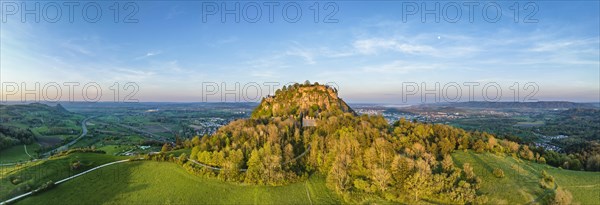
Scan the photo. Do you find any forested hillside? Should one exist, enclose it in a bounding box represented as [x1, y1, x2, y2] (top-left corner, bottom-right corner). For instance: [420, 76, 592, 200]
[145, 83, 582, 204]
[0, 103, 75, 150]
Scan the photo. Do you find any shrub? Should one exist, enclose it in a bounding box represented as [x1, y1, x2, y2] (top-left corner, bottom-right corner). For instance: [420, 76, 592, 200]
[493, 168, 504, 178]
[33, 180, 55, 194]
[9, 176, 23, 185]
[552, 188, 573, 205]
[71, 160, 81, 170]
[540, 170, 555, 189]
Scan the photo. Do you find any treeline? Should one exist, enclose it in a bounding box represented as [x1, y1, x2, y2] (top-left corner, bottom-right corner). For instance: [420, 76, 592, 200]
[540, 108, 600, 171]
[175, 112, 493, 203]
[48, 147, 106, 159]
[0, 125, 36, 150]
[175, 111, 597, 203]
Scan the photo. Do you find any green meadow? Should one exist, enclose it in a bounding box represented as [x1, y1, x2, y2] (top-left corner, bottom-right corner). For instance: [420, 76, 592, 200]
[452, 151, 600, 204]
[17, 161, 341, 204]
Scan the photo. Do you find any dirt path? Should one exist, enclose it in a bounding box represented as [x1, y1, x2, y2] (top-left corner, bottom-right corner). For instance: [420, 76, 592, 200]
[23, 144, 32, 158]
[304, 180, 313, 205]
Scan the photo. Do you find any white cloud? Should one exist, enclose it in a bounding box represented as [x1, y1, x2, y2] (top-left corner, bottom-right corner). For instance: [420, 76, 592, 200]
[528, 38, 599, 52]
[285, 47, 316, 65]
[353, 38, 435, 55]
[135, 50, 162, 60]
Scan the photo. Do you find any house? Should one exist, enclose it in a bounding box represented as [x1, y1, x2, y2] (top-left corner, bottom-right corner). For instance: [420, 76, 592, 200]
[302, 116, 317, 127]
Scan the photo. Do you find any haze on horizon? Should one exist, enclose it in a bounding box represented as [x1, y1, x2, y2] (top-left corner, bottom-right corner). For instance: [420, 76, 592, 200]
[1, 1, 599, 104]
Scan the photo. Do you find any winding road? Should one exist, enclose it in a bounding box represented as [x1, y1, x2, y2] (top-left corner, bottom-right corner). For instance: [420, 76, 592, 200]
[0, 117, 92, 166]
[42, 117, 93, 157]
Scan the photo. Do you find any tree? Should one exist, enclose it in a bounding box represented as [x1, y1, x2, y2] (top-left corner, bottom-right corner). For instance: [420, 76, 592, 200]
[371, 168, 391, 192]
[245, 149, 264, 184]
[473, 139, 486, 153]
[404, 172, 432, 202]
[487, 136, 498, 151]
[177, 153, 188, 165]
[327, 153, 351, 192]
[586, 154, 600, 171]
[191, 136, 201, 146]
[190, 146, 201, 160]
[440, 138, 455, 156]
[391, 155, 413, 185]
[549, 188, 573, 205]
[539, 157, 547, 164]
[219, 150, 243, 181]
[373, 137, 393, 167]
[283, 143, 294, 167]
[493, 168, 504, 178]
[441, 155, 454, 173]
[458, 135, 470, 150]
[502, 140, 519, 153]
[161, 143, 170, 153]
[462, 163, 475, 180]
[519, 145, 534, 160]
[540, 170, 555, 189]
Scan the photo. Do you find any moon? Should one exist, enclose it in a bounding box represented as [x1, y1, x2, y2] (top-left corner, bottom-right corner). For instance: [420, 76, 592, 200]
[437, 36, 441, 40]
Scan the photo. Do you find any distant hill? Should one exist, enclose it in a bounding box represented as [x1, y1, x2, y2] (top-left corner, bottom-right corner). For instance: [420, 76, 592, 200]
[251, 82, 354, 118]
[0, 103, 82, 151]
[423, 101, 597, 109]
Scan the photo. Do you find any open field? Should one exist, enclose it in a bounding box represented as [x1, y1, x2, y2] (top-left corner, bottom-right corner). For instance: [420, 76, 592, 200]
[0, 153, 125, 200]
[97, 145, 136, 156]
[17, 161, 341, 204]
[0, 144, 40, 163]
[452, 151, 600, 204]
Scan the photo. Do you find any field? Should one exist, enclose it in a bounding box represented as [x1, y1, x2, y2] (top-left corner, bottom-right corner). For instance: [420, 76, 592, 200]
[97, 145, 136, 156]
[0, 143, 40, 163]
[452, 151, 600, 204]
[0, 153, 125, 200]
[17, 161, 341, 204]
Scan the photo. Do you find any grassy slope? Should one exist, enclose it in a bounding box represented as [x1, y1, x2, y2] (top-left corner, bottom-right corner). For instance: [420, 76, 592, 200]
[452, 151, 600, 205]
[0, 153, 125, 200]
[0, 143, 41, 163]
[17, 161, 341, 204]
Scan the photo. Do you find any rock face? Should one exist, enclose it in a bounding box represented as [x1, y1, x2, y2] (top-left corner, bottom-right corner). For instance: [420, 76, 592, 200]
[251, 83, 354, 119]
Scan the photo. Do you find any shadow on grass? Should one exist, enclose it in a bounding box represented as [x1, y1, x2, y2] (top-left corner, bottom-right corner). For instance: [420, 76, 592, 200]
[14, 160, 144, 204]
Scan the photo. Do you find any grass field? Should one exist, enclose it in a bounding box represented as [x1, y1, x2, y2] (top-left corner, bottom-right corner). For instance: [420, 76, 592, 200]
[452, 151, 600, 204]
[514, 121, 545, 127]
[0, 143, 40, 163]
[97, 145, 135, 155]
[0, 153, 125, 201]
[17, 161, 341, 204]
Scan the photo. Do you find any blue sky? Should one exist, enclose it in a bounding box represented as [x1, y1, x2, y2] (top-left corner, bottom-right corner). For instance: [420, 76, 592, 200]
[1, 1, 599, 103]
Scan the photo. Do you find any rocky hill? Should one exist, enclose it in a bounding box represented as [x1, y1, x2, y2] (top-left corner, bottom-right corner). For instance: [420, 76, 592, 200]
[251, 82, 354, 118]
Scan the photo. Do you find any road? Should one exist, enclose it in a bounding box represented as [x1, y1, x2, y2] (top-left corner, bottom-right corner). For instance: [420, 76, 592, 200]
[0, 117, 92, 166]
[1, 144, 313, 203]
[0, 158, 142, 205]
[42, 117, 93, 157]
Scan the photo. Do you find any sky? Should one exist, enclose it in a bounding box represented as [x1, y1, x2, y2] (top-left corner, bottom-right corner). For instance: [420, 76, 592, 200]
[1, 1, 599, 104]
